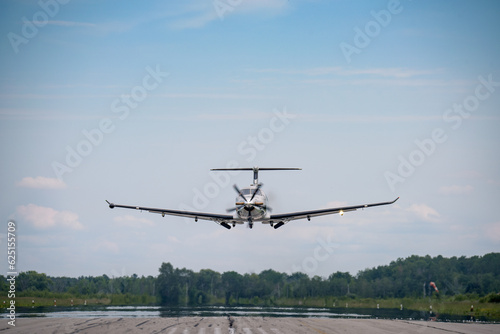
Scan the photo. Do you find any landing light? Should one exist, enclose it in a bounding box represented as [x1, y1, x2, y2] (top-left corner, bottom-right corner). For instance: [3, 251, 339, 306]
[340, 210, 344, 216]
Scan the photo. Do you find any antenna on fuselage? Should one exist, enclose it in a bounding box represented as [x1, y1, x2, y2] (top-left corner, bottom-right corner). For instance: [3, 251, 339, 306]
[210, 167, 302, 185]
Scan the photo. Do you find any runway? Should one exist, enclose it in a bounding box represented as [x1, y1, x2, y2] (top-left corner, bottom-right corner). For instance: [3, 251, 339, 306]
[1, 317, 498, 334]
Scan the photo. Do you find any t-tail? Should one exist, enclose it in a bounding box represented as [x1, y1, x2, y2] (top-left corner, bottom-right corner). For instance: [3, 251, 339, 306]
[210, 167, 301, 185]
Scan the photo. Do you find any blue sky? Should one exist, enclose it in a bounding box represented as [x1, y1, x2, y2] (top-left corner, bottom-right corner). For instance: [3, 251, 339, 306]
[1, 0, 499, 279]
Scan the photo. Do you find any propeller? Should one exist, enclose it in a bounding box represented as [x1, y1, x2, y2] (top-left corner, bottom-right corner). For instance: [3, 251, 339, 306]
[227, 183, 270, 213]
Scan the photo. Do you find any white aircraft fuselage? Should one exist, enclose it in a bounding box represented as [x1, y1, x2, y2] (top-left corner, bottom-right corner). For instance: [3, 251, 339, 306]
[234, 186, 268, 222]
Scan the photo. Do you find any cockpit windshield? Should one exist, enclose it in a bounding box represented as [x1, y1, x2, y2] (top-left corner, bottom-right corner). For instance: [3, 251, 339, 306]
[241, 188, 261, 196]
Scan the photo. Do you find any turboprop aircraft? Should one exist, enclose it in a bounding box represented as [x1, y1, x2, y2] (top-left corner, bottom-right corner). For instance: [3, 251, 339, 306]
[106, 167, 399, 229]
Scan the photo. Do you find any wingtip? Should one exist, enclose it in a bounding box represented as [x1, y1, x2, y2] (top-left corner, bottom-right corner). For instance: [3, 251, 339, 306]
[106, 200, 115, 209]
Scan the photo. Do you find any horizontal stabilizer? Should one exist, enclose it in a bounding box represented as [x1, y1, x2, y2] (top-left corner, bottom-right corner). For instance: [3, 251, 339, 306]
[211, 167, 301, 185]
[211, 168, 301, 171]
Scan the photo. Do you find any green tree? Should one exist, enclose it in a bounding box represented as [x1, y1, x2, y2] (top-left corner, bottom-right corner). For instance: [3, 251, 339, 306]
[157, 262, 180, 305]
[222, 271, 242, 305]
[197, 269, 221, 301]
[17, 271, 52, 292]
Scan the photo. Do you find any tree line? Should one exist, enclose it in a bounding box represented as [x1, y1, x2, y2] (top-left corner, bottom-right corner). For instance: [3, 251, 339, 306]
[1, 253, 499, 306]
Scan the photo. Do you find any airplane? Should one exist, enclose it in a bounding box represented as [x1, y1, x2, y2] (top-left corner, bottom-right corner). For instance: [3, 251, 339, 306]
[106, 167, 399, 229]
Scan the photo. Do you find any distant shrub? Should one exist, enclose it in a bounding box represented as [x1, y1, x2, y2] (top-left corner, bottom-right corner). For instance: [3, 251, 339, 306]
[453, 294, 468, 301]
[488, 293, 500, 303]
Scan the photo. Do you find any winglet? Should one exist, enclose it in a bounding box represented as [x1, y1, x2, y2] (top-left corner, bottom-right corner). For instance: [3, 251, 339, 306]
[106, 200, 115, 209]
[392, 197, 400, 204]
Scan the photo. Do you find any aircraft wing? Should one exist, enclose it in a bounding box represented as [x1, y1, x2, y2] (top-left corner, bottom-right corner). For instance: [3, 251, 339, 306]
[267, 197, 399, 229]
[106, 201, 237, 229]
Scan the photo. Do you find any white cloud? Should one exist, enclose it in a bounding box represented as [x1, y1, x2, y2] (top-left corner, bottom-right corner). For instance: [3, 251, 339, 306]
[169, 0, 289, 29]
[438, 185, 474, 195]
[46, 20, 96, 28]
[299, 114, 442, 123]
[16, 204, 83, 230]
[17, 176, 67, 189]
[487, 179, 500, 186]
[247, 67, 340, 76]
[237, 0, 289, 13]
[248, 67, 441, 78]
[346, 68, 441, 78]
[407, 203, 441, 223]
[157, 93, 267, 100]
[300, 78, 468, 88]
[170, 9, 218, 29]
[194, 111, 273, 121]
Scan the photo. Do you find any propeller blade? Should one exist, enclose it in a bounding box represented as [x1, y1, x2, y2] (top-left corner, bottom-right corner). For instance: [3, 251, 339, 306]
[233, 184, 246, 202]
[254, 204, 272, 212]
[226, 205, 243, 213]
[247, 213, 253, 229]
[249, 183, 263, 202]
